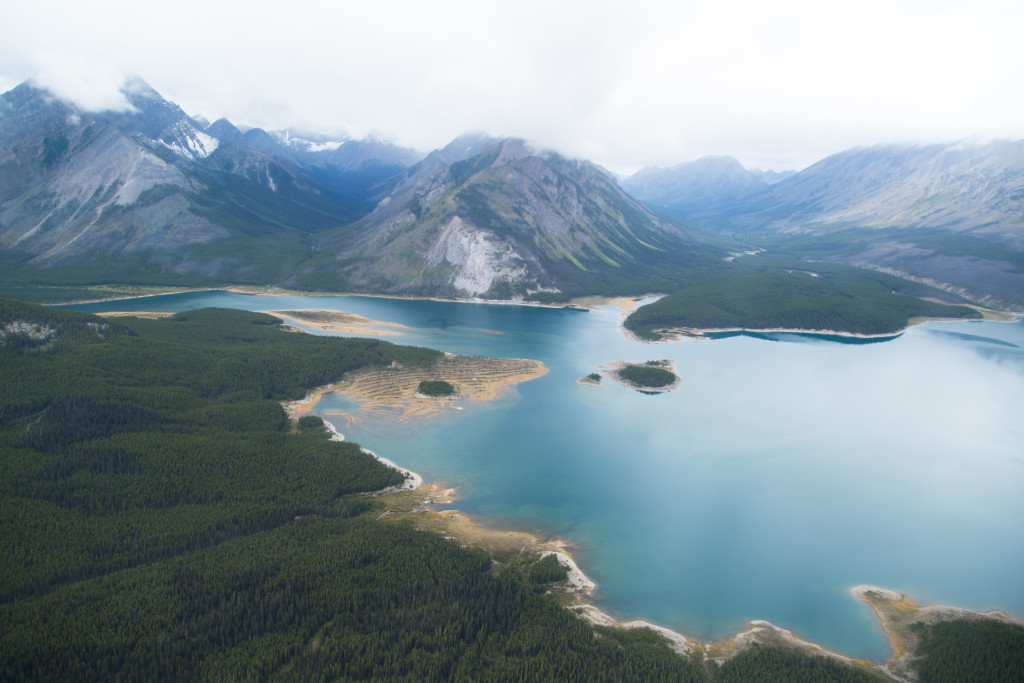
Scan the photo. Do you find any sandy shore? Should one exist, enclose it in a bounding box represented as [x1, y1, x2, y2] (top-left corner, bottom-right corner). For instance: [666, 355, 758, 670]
[568, 295, 659, 313]
[95, 310, 175, 319]
[262, 309, 412, 337]
[851, 584, 1024, 681]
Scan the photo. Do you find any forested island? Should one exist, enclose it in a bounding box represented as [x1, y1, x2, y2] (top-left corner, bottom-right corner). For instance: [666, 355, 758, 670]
[617, 361, 677, 388]
[2, 298, 1022, 681]
[624, 260, 982, 341]
[597, 360, 681, 393]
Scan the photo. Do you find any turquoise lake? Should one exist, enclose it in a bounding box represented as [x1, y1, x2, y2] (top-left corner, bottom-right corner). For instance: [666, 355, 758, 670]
[67, 291, 1024, 662]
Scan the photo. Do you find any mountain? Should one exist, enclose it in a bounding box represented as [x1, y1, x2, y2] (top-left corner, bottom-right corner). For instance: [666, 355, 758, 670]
[700, 142, 1024, 308]
[4, 78, 1020, 307]
[0, 79, 419, 285]
[0, 80, 225, 270]
[620, 156, 782, 220]
[296, 138, 716, 299]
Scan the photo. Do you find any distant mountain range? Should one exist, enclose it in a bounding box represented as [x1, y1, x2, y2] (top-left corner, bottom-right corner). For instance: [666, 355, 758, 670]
[0, 80, 715, 299]
[1, 79, 1022, 308]
[623, 144, 1024, 308]
[0, 79, 420, 285]
[620, 156, 794, 218]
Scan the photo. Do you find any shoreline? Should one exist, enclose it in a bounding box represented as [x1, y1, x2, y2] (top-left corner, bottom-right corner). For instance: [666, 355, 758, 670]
[621, 308, 1017, 345]
[298, 384, 1024, 678]
[318, 417, 423, 492]
[55, 283, 661, 313]
[56, 284, 1019, 341]
[851, 584, 1024, 681]
[64, 284, 1023, 674]
[261, 309, 411, 337]
[377, 473, 914, 675]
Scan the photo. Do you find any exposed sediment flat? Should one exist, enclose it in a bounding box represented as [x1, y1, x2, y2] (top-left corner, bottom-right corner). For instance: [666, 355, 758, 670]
[263, 309, 411, 336]
[285, 354, 547, 424]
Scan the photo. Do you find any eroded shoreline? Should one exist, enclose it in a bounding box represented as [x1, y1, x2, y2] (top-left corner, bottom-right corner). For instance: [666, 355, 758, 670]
[282, 363, 908, 679]
[95, 291, 1022, 676]
[851, 585, 1024, 681]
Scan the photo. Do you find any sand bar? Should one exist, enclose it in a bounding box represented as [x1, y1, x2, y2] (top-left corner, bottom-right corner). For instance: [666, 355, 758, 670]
[262, 309, 412, 337]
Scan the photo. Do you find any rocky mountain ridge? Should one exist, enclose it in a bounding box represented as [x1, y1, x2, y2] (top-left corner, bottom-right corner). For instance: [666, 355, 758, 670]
[0, 79, 421, 284]
[623, 142, 1024, 308]
[0, 81, 712, 299]
[296, 137, 711, 298]
[2, 78, 1022, 307]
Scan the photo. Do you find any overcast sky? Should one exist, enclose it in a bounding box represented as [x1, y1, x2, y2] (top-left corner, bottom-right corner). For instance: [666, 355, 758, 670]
[2, 0, 1023, 173]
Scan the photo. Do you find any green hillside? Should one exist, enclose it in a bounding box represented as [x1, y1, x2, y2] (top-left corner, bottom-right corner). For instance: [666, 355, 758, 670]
[624, 259, 981, 339]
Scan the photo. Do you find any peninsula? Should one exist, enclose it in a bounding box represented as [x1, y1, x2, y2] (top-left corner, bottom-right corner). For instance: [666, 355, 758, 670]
[286, 350, 547, 423]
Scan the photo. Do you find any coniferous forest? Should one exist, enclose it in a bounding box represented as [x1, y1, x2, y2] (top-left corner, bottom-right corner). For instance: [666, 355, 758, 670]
[2, 298, 1019, 681]
[624, 260, 981, 340]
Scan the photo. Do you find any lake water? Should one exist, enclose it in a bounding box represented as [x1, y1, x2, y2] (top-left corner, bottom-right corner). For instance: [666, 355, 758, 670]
[67, 291, 1024, 661]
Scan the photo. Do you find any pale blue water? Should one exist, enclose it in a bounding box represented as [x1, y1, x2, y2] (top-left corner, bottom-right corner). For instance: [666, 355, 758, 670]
[67, 292, 1024, 662]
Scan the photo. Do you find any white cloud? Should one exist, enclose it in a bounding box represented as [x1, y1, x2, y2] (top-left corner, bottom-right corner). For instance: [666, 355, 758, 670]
[2, 0, 1022, 172]
[29, 53, 135, 113]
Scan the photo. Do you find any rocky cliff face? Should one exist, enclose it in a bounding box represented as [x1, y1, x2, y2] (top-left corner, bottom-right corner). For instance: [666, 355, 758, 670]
[0, 81, 224, 264]
[304, 138, 706, 298]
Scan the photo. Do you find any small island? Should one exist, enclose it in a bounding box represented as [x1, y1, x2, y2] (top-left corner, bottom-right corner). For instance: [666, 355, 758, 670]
[597, 360, 681, 394]
[577, 372, 602, 386]
[416, 379, 459, 398]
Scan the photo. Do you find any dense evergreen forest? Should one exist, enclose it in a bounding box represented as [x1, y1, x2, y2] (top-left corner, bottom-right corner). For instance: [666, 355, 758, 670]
[624, 259, 981, 340]
[1, 298, 1016, 681]
[909, 619, 1024, 682]
[0, 300, 711, 681]
[616, 363, 677, 388]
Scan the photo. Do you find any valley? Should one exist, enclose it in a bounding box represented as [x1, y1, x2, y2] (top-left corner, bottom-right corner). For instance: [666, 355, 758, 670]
[3, 72, 1024, 681]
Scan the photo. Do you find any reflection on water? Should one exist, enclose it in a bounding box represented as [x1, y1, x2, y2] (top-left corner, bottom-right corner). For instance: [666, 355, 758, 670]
[66, 294, 1024, 662]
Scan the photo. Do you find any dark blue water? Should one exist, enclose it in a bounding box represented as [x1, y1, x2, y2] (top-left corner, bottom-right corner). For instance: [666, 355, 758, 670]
[68, 293, 1024, 661]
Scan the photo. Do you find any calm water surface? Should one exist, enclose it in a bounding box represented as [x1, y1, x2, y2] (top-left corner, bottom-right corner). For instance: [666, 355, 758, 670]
[68, 292, 1024, 661]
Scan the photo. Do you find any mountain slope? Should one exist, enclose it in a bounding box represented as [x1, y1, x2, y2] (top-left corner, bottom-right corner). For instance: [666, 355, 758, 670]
[621, 156, 775, 220]
[0, 81, 225, 266]
[685, 142, 1024, 308]
[300, 139, 718, 298]
[724, 142, 1024, 243]
[0, 80, 419, 285]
